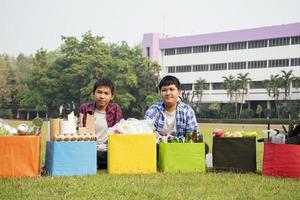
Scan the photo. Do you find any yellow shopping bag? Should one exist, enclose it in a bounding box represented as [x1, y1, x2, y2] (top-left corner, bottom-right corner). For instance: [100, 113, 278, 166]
[108, 134, 156, 174]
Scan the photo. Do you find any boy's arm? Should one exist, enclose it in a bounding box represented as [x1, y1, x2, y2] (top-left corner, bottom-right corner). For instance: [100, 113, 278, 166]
[144, 105, 158, 121]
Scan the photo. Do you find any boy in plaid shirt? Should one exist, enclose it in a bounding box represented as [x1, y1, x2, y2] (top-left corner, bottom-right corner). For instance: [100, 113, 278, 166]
[145, 75, 197, 138]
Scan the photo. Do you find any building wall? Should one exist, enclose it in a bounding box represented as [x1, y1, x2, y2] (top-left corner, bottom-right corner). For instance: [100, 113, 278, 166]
[142, 23, 300, 103]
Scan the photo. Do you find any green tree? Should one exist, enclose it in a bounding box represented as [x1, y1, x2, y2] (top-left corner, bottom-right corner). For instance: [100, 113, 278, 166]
[181, 90, 196, 106]
[0, 55, 24, 118]
[223, 75, 240, 118]
[24, 32, 160, 118]
[16, 53, 34, 80]
[194, 78, 208, 114]
[264, 74, 283, 118]
[281, 70, 295, 100]
[237, 73, 251, 119]
[256, 104, 263, 118]
[220, 103, 235, 119]
[208, 102, 221, 118]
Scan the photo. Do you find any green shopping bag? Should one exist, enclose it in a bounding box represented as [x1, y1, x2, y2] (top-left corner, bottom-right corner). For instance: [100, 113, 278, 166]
[159, 143, 205, 172]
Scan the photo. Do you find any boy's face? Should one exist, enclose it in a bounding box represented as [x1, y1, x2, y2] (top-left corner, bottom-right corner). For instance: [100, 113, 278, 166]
[94, 86, 114, 109]
[160, 84, 180, 106]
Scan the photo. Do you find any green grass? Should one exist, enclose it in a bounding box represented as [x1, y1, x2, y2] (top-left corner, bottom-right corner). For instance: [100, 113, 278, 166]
[1, 120, 299, 200]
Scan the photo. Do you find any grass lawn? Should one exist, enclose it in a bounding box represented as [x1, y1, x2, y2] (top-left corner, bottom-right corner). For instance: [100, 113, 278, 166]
[0, 120, 299, 200]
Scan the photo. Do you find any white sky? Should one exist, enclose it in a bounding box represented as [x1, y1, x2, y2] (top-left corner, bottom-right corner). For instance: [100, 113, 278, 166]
[1, 0, 300, 55]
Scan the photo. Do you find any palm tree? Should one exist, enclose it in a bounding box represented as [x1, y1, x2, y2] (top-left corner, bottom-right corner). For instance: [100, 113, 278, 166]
[181, 90, 195, 105]
[194, 78, 208, 113]
[223, 75, 240, 118]
[281, 70, 295, 100]
[264, 74, 283, 118]
[237, 73, 252, 119]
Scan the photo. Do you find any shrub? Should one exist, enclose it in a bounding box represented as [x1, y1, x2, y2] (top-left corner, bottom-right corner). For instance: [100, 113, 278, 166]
[0, 109, 13, 119]
[220, 103, 235, 119]
[240, 109, 255, 118]
[263, 108, 276, 118]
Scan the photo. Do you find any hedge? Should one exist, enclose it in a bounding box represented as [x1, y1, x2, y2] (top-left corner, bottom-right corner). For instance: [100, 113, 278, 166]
[198, 118, 300, 125]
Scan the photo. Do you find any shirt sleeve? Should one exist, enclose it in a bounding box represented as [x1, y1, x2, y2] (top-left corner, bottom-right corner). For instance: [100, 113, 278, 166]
[186, 106, 198, 132]
[115, 104, 123, 124]
[144, 105, 159, 121]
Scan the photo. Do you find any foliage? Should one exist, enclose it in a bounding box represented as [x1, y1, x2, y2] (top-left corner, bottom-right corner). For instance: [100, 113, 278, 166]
[256, 104, 263, 118]
[240, 108, 255, 118]
[197, 103, 211, 118]
[194, 78, 208, 113]
[208, 102, 221, 118]
[222, 75, 240, 118]
[263, 108, 276, 118]
[279, 101, 300, 119]
[0, 55, 24, 117]
[220, 103, 236, 119]
[281, 70, 295, 100]
[264, 74, 283, 118]
[1, 32, 160, 118]
[237, 73, 252, 119]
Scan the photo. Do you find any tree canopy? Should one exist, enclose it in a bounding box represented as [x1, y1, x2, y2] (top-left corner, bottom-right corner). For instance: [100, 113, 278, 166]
[0, 32, 160, 119]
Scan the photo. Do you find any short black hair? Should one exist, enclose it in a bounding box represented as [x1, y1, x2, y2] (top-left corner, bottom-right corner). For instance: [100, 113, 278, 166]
[93, 78, 115, 95]
[158, 75, 181, 90]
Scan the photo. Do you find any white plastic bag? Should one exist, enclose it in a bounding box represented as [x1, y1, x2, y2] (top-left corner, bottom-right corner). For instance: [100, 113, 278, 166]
[108, 118, 155, 134]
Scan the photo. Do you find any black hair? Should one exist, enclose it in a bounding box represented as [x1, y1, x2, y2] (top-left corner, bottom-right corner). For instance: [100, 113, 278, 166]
[158, 75, 181, 90]
[93, 78, 115, 95]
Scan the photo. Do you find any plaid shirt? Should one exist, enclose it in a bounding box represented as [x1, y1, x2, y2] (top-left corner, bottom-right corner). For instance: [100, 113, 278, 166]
[80, 102, 123, 127]
[144, 101, 198, 137]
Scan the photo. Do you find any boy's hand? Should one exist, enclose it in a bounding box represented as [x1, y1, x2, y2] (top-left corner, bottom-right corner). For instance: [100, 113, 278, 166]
[161, 130, 169, 136]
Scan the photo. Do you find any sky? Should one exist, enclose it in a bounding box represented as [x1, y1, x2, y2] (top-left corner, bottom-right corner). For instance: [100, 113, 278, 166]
[1, 0, 300, 56]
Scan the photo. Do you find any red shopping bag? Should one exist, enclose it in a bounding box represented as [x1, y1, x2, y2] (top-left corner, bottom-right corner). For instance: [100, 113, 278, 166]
[263, 142, 300, 179]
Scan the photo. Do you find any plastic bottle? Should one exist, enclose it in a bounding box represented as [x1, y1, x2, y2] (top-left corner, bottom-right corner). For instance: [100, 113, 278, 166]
[192, 129, 197, 143]
[185, 130, 192, 143]
[198, 132, 204, 143]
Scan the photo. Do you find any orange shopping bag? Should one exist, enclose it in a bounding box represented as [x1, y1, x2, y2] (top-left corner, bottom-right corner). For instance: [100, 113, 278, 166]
[0, 136, 41, 178]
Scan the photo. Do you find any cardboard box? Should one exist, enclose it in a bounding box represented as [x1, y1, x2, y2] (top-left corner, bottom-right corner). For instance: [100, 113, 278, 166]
[0, 136, 41, 178]
[263, 142, 300, 179]
[45, 141, 97, 176]
[108, 134, 156, 174]
[159, 143, 206, 173]
[213, 137, 256, 173]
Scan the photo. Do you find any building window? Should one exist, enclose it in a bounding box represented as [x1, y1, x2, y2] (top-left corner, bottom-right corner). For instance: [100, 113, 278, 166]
[181, 84, 193, 91]
[248, 60, 267, 69]
[193, 45, 209, 53]
[268, 59, 289, 68]
[146, 47, 150, 57]
[176, 65, 192, 73]
[210, 63, 227, 71]
[228, 62, 247, 70]
[291, 58, 300, 66]
[292, 80, 300, 88]
[194, 83, 209, 90]
[193, 64, 209, 72]
[212, 83, 224, 90]
[269, 37, 290, 47]
[176, 47, 192, 54]
[291, 36, 300, 45]
[248, 40, 268, 48]
[167, 66, 176, 73]
[228, 42, 247, 50]
[164, 48, 176, 56]
[250, 81, 265, 89]
[210, 43, 227, 52]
